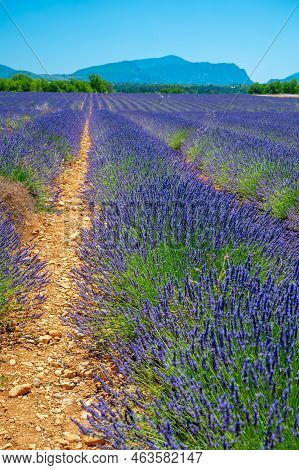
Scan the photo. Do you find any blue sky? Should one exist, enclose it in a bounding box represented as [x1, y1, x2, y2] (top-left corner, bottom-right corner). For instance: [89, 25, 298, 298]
[0, 0, 298, 81]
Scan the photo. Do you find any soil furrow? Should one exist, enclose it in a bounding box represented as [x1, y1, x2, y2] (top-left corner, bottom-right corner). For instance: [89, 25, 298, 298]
[0, 119, 98, 450]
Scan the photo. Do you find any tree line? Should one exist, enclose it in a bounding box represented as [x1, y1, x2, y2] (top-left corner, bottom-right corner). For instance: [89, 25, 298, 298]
[5, 74, 297, 95]
[248, 79, 299, 95]
[0, 74, 114, 93]
[114, 83, 249, 94]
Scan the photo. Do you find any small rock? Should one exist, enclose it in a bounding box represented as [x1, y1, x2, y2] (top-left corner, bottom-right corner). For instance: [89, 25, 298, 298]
[84, 369, 94, 378]
[58, 439, 68, 446]
[36, 413, 49, 420]
[62, 398, 73, 406]
[35, 426, 42, 432]
[36, 366, 44, 372]
[55, 369, 63, 376]
[3, 443, 12, 449]
[69, 232, 79, 241]
[51, 408, 63, 414]
[48, 329, 62, 339]
[22, 361, 33, 367]
[59, 282, 70, 289]
[84, 435, 106, 446]
[60, 381, 75, 390]
[9, 359, 16, 366]
[9, 384, 31, 397]
[80, 361, 90, 367]
[83, 399, 92, 407]
[63, 432, 81, 443]
[64, 369, 76, 379]
[38, 335, 52, 344]
[28, 444, 37, 449]
[33, 378, 42, 388]
[76, 366, 84, 376]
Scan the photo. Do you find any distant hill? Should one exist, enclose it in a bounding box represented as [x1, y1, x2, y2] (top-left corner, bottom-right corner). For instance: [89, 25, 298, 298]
[0, 64, 36, 78]
[268, 72, 299, 83]
[0, 64, 69, 81]
[0, 56, 252, 85]
[73, 56, 252, 85]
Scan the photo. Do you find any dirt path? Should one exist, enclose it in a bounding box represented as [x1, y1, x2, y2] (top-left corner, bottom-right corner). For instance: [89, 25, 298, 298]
[0, 119, 100, 450]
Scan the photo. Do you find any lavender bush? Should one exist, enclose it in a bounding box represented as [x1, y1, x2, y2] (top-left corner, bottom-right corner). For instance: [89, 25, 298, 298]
[0, 204, 46, 333]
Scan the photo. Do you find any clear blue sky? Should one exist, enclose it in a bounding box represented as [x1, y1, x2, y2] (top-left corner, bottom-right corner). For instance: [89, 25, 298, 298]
[0, 0, 298, 82]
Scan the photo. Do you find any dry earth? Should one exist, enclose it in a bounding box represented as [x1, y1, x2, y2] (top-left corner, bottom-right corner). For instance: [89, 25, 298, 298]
[0, 120, 102, 450]
[255, 94, 299, 98]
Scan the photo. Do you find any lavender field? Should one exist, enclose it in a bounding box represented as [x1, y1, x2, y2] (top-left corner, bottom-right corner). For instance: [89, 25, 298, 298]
[0, 92, 298, 450]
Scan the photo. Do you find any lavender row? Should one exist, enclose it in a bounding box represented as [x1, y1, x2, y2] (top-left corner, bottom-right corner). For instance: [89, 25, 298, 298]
[0, 92, 89, 137]
[0, 91, 88, 115]
[69, 110, 299, 450]
[96, 93, 299, 114]
[0, 108, 87, 205]
[0, 204, 47, 333]
[124, 108, 299, 226]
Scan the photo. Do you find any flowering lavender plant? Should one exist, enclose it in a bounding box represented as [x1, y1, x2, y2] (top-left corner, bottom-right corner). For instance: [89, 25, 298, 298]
[0, 204, 47, 333]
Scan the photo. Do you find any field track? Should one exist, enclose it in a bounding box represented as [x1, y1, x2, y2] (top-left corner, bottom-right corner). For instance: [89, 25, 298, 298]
[0, 117, 100, 450]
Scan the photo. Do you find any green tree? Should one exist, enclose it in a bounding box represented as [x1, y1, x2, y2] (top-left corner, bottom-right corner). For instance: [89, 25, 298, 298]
[160, 86, 184, 94]
[249, 79, 298, 95]
[248, 82, 264, 94]
[89, 74, 114, 93]
[289, 79, 297, 94]
[268, 81, 282, 94]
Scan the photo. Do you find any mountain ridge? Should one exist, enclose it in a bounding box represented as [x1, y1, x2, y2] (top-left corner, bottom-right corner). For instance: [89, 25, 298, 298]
[0, 56, 252, 85]
[72, 55, 252, 84]
[0, 64, 69, 81]
[1, 58, 297, 85]
[268, 72, 299, 83]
